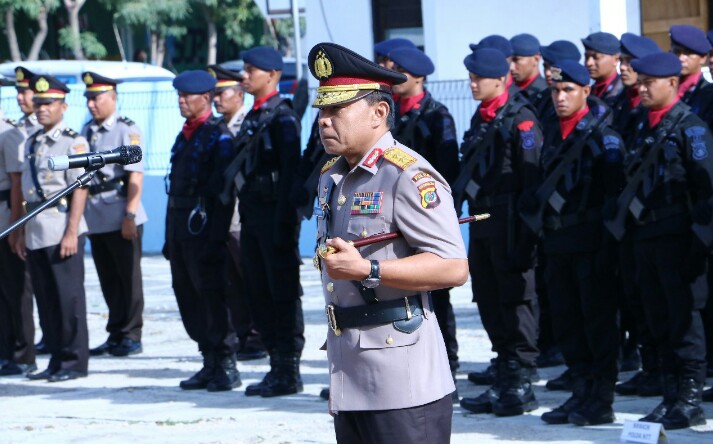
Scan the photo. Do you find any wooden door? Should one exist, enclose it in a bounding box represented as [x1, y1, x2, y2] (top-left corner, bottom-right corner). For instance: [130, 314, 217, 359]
[641, 0, 709, 51]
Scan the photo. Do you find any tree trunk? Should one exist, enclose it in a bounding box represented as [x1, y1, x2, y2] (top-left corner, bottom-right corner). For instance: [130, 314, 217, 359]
[150, 31, 158, 65]
[64, 0, 86, 60]
[27, 5, 49, 61]
[156, 34, 165, 68]
[5, 8, 21, 62]
[201, 6, 217, 66]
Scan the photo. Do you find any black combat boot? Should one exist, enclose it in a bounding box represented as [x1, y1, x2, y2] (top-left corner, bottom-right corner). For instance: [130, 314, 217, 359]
[467, 359, 497, 385]
[541, 376, 591, 424]
[545, 367, 573, 391]
[661, 378, 706, 429]
[702, 386, 713, 402]
[640, 373, 677, 422]
[245, 350, 278, 396]
[615, 345, 661, 396]
[568, 378, 615, 426]
[180, 351, 215, 390]
[619, 339, 641, 372]
[261, 352, 304, 397]
[461, 361, 502, 414]
[492, 360, 539, 417]
[207, 353, 242, 392]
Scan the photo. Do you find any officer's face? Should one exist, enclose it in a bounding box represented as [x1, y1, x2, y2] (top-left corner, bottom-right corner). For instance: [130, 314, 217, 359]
[33, 99, 67, 128]
[318, 97, 389, 166]
[584, 50, 619, 80]
[619, 55, 638, 87]
[86, 91, 116, 123]
[551, 82, 590, 118]
[178, 92, 211, 119]
[672, 44, 705, 76]
[377, 55, 394, 70]
[242, 64, 278, 97]
[510, 55, 541, 83]
[637, 74, 678, 109]
[392, 67, 423, 97]
[213, 86, 245, 116]
[469, 73, 503, 101]
[543, 62, 554, 86]
[16, 89, 34, 115]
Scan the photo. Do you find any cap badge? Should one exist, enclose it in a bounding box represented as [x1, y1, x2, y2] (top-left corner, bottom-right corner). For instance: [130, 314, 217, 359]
[36, 77, 50, 92]
[83, 73, 93, 85]
[551, 67, 563, 81]
[207, 68, 216, 78]
[314, 49, 333, 79]
[15, 68, 23, 81]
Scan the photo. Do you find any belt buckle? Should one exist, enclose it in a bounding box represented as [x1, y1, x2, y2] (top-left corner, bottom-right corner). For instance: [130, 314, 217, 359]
[326, 304, 342, 336]
[22, 201, 28, 214]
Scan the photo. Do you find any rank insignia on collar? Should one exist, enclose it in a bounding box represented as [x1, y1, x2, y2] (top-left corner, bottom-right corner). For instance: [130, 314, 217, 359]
[351, 191, 383, 215]
[383, 147, 417, 170]
[321, 156, 339, 173]
[417, 181, 440, 209]
[362, 148, 383, 168]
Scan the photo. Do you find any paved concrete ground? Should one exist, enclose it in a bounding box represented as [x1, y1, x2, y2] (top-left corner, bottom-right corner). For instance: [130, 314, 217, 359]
[1, 255, 713, 443]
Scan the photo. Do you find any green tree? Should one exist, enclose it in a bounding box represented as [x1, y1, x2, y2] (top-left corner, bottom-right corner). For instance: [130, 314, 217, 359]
[0, 0, 59, 61]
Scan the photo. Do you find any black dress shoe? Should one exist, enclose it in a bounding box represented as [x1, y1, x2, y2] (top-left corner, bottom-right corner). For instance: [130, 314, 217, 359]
[0, 362, 38, 376]
[48, 369, 87, 382]
[35, 340, 49, 355]
[27, 368, 55, 381]
[109, 338, 142, 357]
[90, 339, 119, 356]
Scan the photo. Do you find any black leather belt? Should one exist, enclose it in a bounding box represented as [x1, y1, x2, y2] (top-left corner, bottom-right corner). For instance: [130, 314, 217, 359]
[473, 193, 513, 209]
[88, 177, 127, 196]
[544, 207, 601, 231]
[23, 197, 70, 213]
[636, 203, 688, 225]
[326, 295, 423, 335]
[168, 196, 201, 209]
[0, 189, 9, 202]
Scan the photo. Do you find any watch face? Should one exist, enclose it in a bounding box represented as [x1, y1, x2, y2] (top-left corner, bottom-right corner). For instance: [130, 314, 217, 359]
[362, 278, 380, 289]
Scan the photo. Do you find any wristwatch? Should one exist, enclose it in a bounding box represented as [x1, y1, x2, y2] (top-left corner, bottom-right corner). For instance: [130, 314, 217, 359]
[361, 260, 381, 289]
[125, 211, 137, 220]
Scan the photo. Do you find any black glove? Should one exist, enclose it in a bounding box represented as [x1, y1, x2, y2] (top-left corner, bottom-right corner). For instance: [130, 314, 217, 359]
[161, 242, 171, 261]
[602, 198, 618, 221]
[517, 189, 539, 215]
[682, 236, 709, 283]
[692, 201, 713, 225]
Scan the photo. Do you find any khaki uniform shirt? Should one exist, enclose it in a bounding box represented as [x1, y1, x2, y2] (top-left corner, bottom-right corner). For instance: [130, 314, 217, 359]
[317, 131, 467, 412]
[0, 118, 21, 229]
[81, 113, 147, 234]
[227, 105, 248, 234]
[21, 121, 89, 250]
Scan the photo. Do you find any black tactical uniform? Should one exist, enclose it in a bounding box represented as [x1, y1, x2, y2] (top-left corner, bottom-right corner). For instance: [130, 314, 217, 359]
[232, 92, 305, 397]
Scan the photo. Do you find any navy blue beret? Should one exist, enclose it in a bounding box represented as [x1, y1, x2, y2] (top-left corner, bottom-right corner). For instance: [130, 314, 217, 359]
[241, 46, 284, 71]
[510, 33, 540, 56]
[631, 52, 682, 77]
[582, 32, 620, 55]
[670, 24, 711, 55]
[388, 47, 435, 76]
[173, 70, 217, 94]
[620, 33, 661, 59]
[551, 60, 590, 86]
[540, 40, 581, 64]
[469, 35, 513, 58]
[464, 48, 510, 78]
[374, 38, 416, 57]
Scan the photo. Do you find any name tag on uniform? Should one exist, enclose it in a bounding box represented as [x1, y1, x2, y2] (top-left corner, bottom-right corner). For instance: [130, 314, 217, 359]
[351, 192, 383, 215]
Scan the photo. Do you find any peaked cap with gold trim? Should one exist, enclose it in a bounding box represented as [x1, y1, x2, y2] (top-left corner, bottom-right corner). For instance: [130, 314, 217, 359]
[207, 65, 243, 91]
[82, 71, 122, 97]
[308, 42, 407, 108]
[30, 74, 70, 103]
[14, 66, 36, 90]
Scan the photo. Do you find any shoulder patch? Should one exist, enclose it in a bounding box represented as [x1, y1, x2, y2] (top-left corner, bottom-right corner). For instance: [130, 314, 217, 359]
[129, 133, 141, 145]
[118, 116, 135, 126]
[321, 156, 340, 174]
[73, 143, 87, 154]
[417, 181, 441, 209]
[383, 147, 417, 170]
[685, 125, 709, 161]
[62, 128, 79, 138]
[411, 171, 432, 183]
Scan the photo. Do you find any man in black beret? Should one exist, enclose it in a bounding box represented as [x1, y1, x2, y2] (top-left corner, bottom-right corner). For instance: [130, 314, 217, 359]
[165, 70, 241, 392]
[519, 60, 625, 426]
[225, 46, 305, 398]
[604, 52, 713, 429]
[510, 34, 548, 107]
[373, 37, 416, 69]
[454, 47, 542, 417]
[670, 24, 712, 116]
[582, 32, 624, 107]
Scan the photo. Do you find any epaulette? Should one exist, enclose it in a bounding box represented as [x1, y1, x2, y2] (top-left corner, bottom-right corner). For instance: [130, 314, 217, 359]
[3, 118, 20, 128]
[321, 156, 340, 174]
[118, 116, 135, 126]
[383, 147, 417, 170]
[62, 128, 79, 138]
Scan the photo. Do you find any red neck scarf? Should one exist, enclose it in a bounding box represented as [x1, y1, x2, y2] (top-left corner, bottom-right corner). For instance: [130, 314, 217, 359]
[592, 72, 618, 97]
[627, 86, 641, 109]
[182, 110, 212, 140]
[516, 74, 539, 90]
[479, 90, 509, 122]
[559, 106, 590, 140]
[399, 91, 426, 116]
[252, 90, 278, 111]
[678, 71, 702, 99]
[648, 98, 679, 128]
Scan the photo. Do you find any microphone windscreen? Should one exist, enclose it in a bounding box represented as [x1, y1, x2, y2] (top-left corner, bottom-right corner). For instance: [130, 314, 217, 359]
[115, 145, 143, 165]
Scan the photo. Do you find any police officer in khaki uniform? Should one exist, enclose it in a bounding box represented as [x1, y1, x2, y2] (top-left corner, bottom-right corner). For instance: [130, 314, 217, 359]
[208, 64, 266, 361]
[80, 72, 147, 358]
[17, 75, 90, 382]
[311, 42, 468, 444]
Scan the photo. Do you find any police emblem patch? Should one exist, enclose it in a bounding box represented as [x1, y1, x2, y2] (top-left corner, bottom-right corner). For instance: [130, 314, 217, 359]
[411, 171, 432, 183]
[73, 144, 87, 154]
[384, 148, 417, 170]
[603, 135, 622, 162]
[517, 120, 536, 150]
[417, 181, 440, 209]
[351, 191, 383, 215]
[685, 126, 709, 161]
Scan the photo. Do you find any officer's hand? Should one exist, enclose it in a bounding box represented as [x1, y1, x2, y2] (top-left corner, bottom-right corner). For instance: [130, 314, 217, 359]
[13, 231, 26, 261]
[60, 232, 78, 258]
[121, 217, 138, 240]
[322, 237, 371, 281]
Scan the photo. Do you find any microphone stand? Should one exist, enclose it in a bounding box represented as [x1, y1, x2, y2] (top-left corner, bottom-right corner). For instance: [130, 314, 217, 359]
[0, 167, 98, 241]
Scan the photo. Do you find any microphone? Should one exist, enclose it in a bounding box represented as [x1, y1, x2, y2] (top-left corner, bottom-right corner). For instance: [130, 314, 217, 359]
[48, 145, 142, 171]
